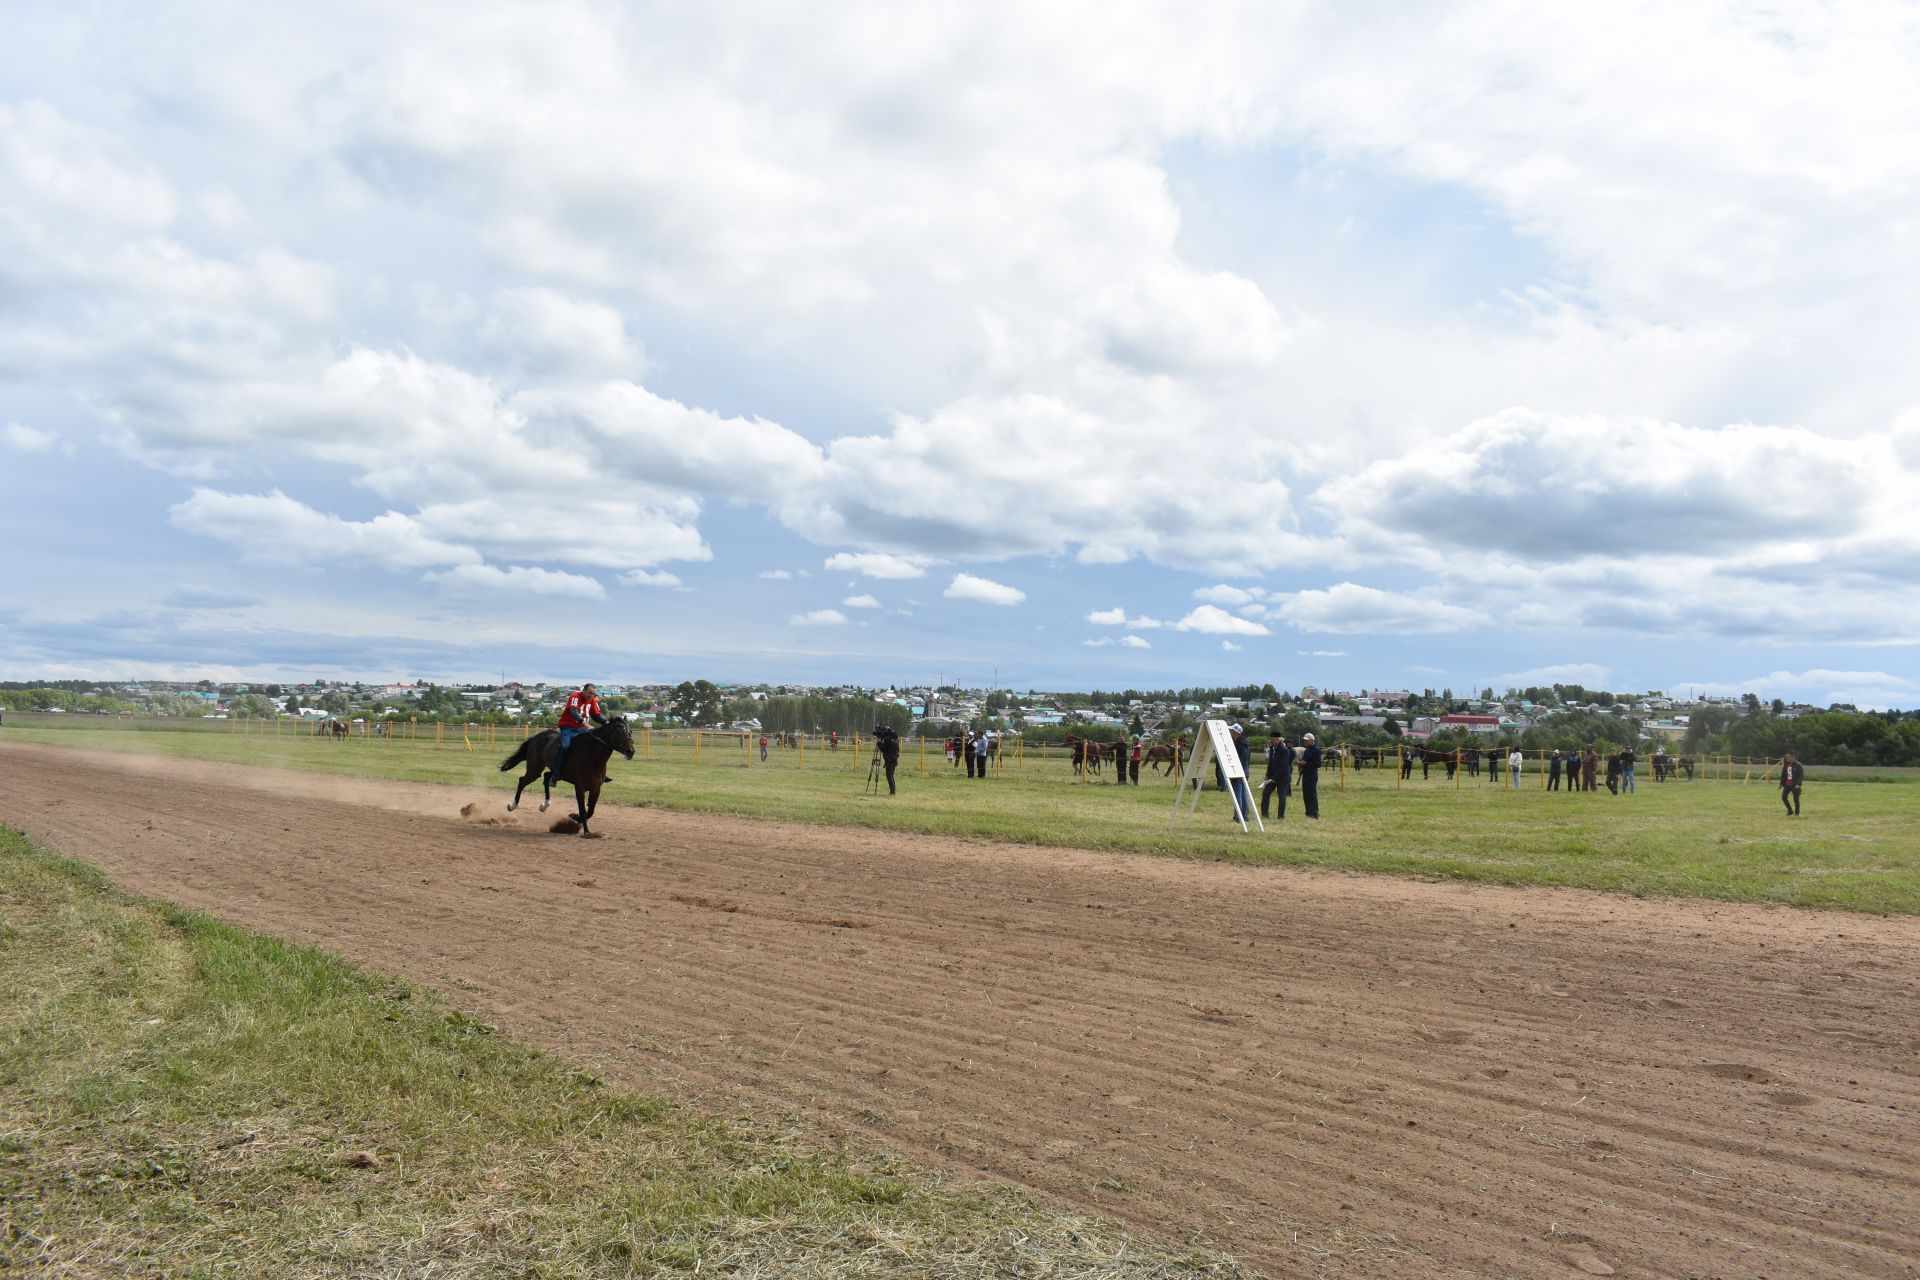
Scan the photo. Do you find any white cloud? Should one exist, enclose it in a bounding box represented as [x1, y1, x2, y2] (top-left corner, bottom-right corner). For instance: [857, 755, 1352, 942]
[480, 286, 644, 379]
[758, 569, 795, 580]
[1319, 409, 1877, 561]
[843, 593, 880, 608]
[1222, 640, 1243, 652]
[1119, 634, 1151, 649]
[1298, 649, 1349, 658]
[3, 422, 56, 452]
[426, 563, 606, 599]
[944, 573, 1025, 606]
[789, 609, 849, 626]
[1500, 663, 1612, 688]
[1086, 606, 1164, 629]
[1193, 584, 1263, 606]
[1173, 605, 1270, 636]
[1271, 584, 1485, 635]
[170, 489, 479, 571]
[1081, 636, 1114, 647]
[823, 552, 929, 579]
[619, 569, 682, 589]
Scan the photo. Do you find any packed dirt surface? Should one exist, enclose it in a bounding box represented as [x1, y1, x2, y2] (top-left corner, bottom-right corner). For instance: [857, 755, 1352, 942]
[6, 743, 1917, 1279]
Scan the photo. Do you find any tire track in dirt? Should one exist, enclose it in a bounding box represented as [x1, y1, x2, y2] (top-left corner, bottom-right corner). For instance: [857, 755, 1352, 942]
[4, 742, 1918, 1279]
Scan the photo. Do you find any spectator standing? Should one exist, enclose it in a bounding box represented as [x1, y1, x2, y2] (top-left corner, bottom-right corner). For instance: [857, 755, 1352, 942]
[963, 733, 977, 778]
[1621, 746, 1637, 794]
[758, 733, 768, 762]
[1548, 750, 1563, 791]
[1582, 747, 1598, 793]
[1780, 752, 1803, 815]
[1605, 752, 1621, 795]
[1262, 735, 1294, 820]
[1129, 737, 1143, 785]
[972, 730, 990, 779]
[1299, 732, 1323, 819]
[1509, 747, 1523, 789]
[875, 725, 901, 795]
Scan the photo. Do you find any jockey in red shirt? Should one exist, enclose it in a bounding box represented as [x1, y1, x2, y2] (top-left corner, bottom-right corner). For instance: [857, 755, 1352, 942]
[547, 682, 606, 784]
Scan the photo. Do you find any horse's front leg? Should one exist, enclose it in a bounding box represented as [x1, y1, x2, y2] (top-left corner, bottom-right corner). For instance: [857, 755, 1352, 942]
[576, 786, 594, 835]
[508, 772, 530, 811]
[538, 772, 553, 812]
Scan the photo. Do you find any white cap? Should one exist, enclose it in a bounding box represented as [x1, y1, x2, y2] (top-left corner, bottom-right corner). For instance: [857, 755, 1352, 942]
[1303, 732, 1315, 741]
[1230, 722, 1243, 733]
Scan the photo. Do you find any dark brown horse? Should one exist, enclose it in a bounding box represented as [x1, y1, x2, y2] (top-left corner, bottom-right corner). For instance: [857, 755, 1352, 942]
[326, 719, 349, 739]
[499, 717, 636, 836]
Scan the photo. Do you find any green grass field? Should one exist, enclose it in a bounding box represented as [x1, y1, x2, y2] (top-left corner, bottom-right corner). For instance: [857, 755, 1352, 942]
[0, 827, 1250, 1278]
[7, 715, 1920, 913]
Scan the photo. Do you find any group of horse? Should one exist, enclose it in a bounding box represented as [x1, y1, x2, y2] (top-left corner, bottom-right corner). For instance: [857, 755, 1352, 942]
[1066, 735, 1186, 777]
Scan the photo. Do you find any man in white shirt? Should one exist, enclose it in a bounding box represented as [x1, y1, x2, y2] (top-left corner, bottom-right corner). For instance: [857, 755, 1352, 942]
[1508, 747, 1524, 789]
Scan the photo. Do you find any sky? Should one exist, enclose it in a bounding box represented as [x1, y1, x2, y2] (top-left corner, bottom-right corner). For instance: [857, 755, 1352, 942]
[3, 2, 1919, 708]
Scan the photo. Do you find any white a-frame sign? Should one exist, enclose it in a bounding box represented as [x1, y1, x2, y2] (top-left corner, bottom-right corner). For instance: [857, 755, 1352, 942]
[1168, 719, 1263, 833]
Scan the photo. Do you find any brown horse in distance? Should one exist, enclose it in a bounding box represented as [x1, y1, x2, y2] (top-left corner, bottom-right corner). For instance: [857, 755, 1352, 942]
[1144, 737, 1187, 775]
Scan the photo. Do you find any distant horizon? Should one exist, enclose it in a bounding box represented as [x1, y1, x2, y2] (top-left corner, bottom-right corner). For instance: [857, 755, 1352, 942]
[5, 670, 1907, 713]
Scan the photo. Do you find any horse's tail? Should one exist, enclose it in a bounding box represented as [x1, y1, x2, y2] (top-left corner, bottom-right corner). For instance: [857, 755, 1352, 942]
[500, 739, 534, 773]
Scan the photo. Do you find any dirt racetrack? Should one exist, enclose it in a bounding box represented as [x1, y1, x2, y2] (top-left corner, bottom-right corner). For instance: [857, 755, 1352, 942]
[5, 743, 1917, 1279]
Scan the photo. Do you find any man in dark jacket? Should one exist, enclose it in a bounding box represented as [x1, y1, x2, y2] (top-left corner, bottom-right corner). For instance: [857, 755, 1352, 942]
[1262, 734, 1294, 819]
[1780, 752, 1803, 815]
[875, 725, 901, 794]
[1548, 749, 1563, 790]
[1299, 732, 1323, 818]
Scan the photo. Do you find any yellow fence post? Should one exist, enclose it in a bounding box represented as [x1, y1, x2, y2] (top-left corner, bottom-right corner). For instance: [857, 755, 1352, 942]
[434, 721, 443, 749]
[797, 734, 804, 769]
[693, 730, 701, 764]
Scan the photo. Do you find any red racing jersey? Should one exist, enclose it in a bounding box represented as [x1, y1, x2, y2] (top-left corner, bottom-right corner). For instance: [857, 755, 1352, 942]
[558, 689, 602, 729]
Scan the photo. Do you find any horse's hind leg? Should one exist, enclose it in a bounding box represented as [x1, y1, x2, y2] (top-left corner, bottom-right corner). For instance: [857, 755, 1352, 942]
[508, 770, 533, 811]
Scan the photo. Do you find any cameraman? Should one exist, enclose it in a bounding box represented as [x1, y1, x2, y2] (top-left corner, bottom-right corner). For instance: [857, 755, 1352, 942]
[874, 724, 901, 794]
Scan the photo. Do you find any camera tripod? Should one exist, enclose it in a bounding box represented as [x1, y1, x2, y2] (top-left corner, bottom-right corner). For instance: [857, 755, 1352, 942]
[864, 750, 886, 795]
